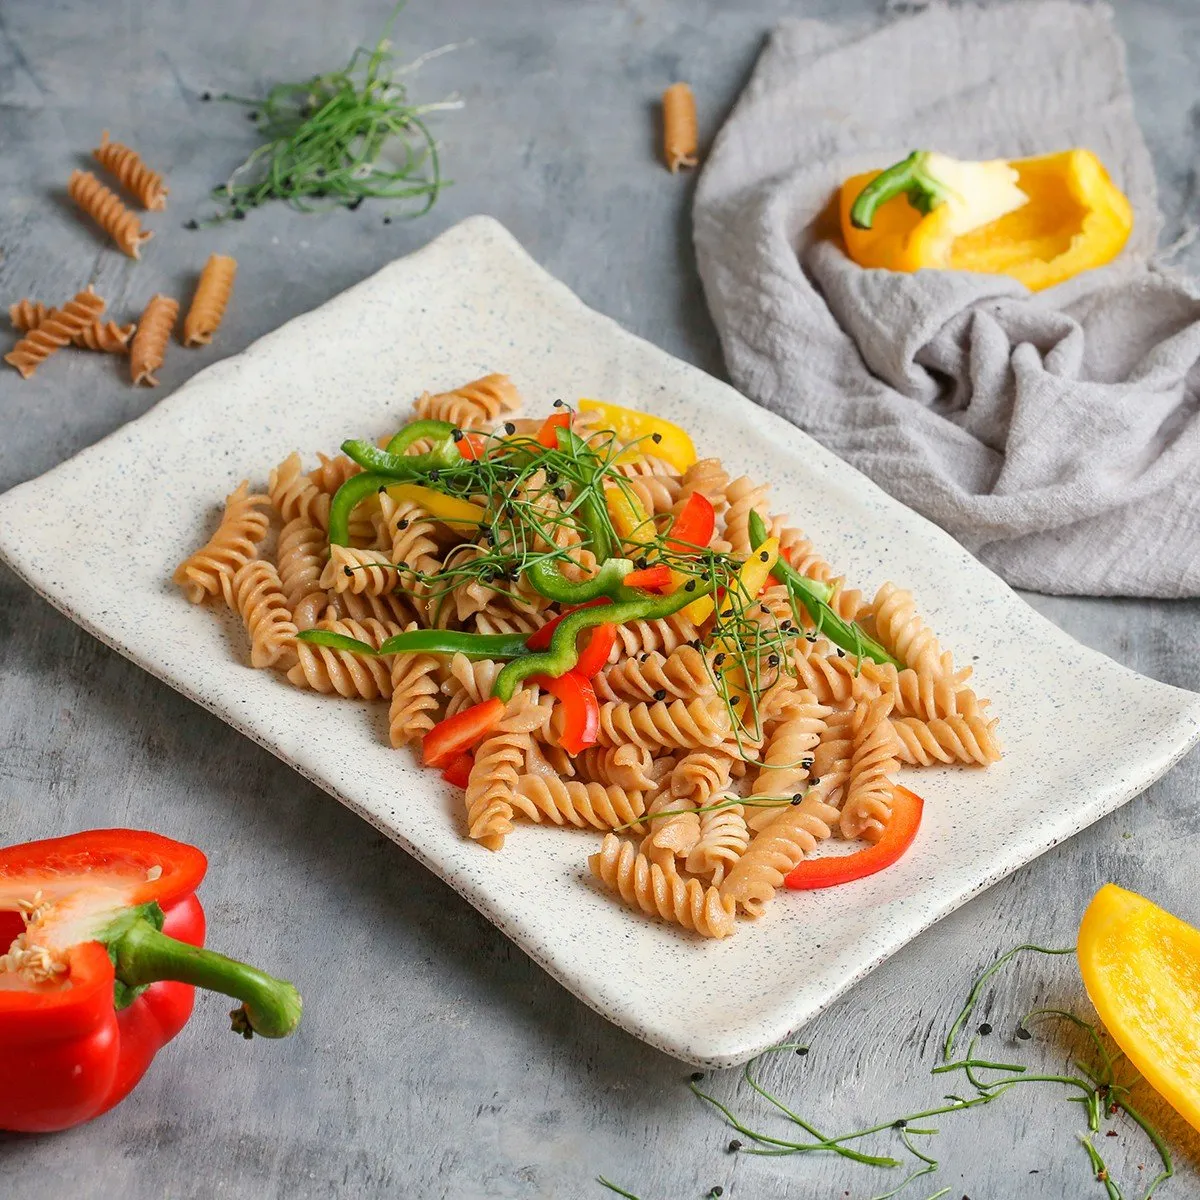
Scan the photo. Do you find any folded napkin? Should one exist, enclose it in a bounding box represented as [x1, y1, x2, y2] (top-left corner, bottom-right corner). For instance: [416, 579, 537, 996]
[694, 0, 1200, 597]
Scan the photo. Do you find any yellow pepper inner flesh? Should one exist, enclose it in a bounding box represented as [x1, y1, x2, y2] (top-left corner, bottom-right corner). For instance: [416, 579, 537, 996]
[1077, 883, 1200, 1134]
[577, 398, 697, 473]
[839, 149, 1133, 292]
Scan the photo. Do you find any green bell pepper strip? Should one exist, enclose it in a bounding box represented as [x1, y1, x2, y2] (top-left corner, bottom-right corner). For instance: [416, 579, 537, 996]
[384, 419, 458, 456]
[327, 472, 394, 546]
[747, 511, 901, 668]
[523, 556, 634, 604]
[491, 581, 714, 703]
[555, 427, 613, 562]
[296, 628, 532, 662]
[340, 436, 461, 478]
[849, 150, 949, 230]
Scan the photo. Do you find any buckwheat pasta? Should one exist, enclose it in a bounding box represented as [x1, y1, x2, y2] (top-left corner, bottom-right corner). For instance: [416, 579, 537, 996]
[68, 170, 152, 258]
[5, 288, 105, 378]
[92, 131, 168, 210]
[661, 82, 699, 174]
[183, 254, 237, 346]
[129, 294, 178, 386]
[177, 381, 999, 940]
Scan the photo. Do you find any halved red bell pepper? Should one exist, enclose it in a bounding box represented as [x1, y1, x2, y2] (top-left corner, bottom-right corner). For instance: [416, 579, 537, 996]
[573, 622, 616, 678]
[623, 565, 672, 592]
[440, 751, 475, 788]
[535, 412, 572, 448]
[0, 829, 302, 1134]
[423, 697, 505, 768]
[532, 670, 600, 754]
[785, 787, 924, 890]
[665, 492, 715, 555]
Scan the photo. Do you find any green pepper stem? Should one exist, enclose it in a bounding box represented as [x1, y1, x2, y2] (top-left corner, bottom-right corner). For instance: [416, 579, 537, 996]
[492, 581, 712, 702]
[110, 917, 302, 1040]
[849, 150, 948, 230]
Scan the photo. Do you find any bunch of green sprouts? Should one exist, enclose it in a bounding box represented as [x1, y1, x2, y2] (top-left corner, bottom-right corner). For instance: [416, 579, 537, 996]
[210, 3, 459, 221]
[598, 945, 1173, 1200]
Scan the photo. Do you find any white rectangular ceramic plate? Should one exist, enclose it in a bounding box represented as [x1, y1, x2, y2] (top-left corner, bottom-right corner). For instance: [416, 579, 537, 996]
[2, 217, 1199, 1067]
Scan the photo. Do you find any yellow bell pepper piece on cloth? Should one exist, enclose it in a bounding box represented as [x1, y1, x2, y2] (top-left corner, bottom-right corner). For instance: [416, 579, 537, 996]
[840, 148, 1132, 292]
[1078, 884, 1200, 1134]
[577, 399, 697, 473]
[385, 483, 485, 529]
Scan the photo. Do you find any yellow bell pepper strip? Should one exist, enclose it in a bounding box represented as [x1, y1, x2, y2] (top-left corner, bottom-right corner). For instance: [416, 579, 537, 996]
[384, 483, 485, 529]
[604, 482, 655, 548]
[709, 538, 779, 718]
[840, 148, 1133, 292]
[576, 399, 697, 473]
[1078, 884, 1200, 1135]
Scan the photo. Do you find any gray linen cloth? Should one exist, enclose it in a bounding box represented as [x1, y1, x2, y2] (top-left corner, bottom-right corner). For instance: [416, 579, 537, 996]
[693, 0, 1200, 597]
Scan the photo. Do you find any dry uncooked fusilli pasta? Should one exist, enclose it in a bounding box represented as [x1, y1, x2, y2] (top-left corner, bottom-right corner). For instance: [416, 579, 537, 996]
[173, 481, 270, 604]
[68, 170, 152, 258]
[661, 82, 699, 174]
[175, 381, 1000, 942]
[183, 254, 237, 346]
[129, 294, 179, 386]
[10, 299, 134, 354]
[5, 289, 106, 378]
[93, 131, 168, 210]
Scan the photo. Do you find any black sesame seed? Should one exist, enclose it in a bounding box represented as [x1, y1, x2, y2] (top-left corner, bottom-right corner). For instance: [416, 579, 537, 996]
[790, 796, 802, 806]
[709, 1189, 723, 1198]
[768, 654, 779, 667]
[183, 218, 199, 231]
[893, 1118, 907, 1129]
[801, 757, 814, 769]
[1015, 1027, 1032, 1041]
[805, 632, 818, 642]
[247, 111, 258, 120]
[720, 608, 733, 619]
[504, 422, 516, 435]
[727, 1139, 742, 1153]
[553, 398, 564, 408]
[653, 689, 667, 701]
[690, 1071, 704, 1082]
[200, 91, 212, 101]
[545, 470, 559, 485]
[451, 428, 464, 441]
[978, 1022, 992, 1036]
[796, 1046, 809, 1056]
[635, 558, 649, 570]
[232, 209, 246, 220]
[348, 196, 363, 211]
[684, 580, 697, 592]
[396, 519, 409, 530]
[759, 550, 770, 562]
[343, 566, 353, 577]
[382, 216, 392, 225]
[810, 776, 821, 785]
[713, 653, 726, 666]
[651, 432, 663, 444]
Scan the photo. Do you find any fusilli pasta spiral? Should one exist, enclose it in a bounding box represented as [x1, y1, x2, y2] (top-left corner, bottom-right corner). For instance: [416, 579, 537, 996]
[129, 294, 179, 386]
[10, 299, 134, 354]
[871, 583, 957, 680]
[286, 616, 392, 697]
[4, 288, 106, 378]
[93, 131, 168, 210]
[173, 481, 270, 604]
[512, 776, 646, 830]
[413, 373, 522, 429]
[891, 714, 1002, 767]
[68, 170, 152, 258]
[465, 730, 529, 850]
[840, 697, 900, 841]
[596, 697, 730, 752]
[589, 835, 735, 938]
[593, 645, 713, 704]
[388, 623, 442, 748]
[276, 517, 327, 616]
[321, 545, 396, 596]
[183, 254, 237, 346]
[685, 803, 749, 885]
[230, 560, 299, 670]
[575, 744, 658, 792]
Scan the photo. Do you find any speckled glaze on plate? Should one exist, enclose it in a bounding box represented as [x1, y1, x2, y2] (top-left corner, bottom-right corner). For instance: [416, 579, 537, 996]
[1, 216, 1198, 1067]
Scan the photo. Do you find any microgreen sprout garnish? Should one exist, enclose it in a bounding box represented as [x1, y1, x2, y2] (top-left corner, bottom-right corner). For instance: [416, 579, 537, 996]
[682, 945, 1173, 1200]
[596, 1178, 642, 1199]
[209, 3, 460, 222]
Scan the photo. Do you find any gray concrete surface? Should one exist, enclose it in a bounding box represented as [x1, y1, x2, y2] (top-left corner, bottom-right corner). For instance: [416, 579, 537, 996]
[1, 1, 1199, 1197]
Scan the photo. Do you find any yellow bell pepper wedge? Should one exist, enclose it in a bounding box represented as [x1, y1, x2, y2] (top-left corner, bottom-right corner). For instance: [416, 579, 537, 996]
[603, 483, 654, 545]
[708, 538, 780, 719]
[840, 148, 1133, 292]
[385, 484, 485, 529]
[577, 399, 697, 473]
[667, 568, 716, 625]
[1078, 883, 1200, 1134]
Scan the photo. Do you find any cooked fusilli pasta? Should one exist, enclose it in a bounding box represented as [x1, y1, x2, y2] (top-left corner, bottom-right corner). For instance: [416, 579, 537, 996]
[176, 381, 999, 942]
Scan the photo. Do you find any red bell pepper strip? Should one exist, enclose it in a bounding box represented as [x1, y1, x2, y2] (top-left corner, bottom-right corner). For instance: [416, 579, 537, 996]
[0, 830, 302, 1134]
[423, 697, 505, 768]
[623, 565, 672, 592]
[573, 623, 616, 678]
[665, 492, 715, 554]
[785, 787, 924, 891]
[440, 752, 475, 788]
[532, 671, 600, 754]
[535, 411, 572, 448]
[456, 432, 488, 461]
[525, 598, 611, 651]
